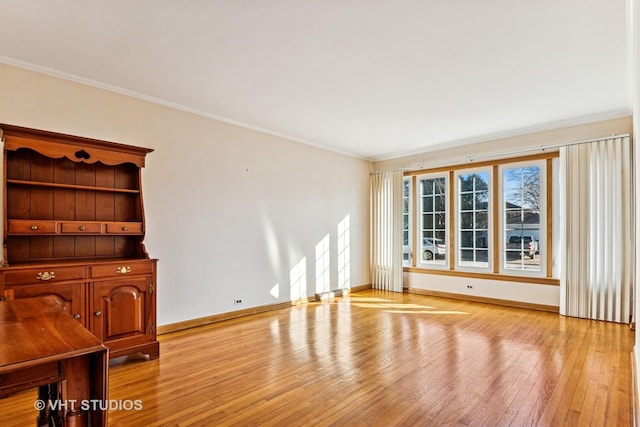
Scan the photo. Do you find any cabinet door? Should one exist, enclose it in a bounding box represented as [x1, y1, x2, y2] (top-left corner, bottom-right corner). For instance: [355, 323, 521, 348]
[90, 277, 154, 347]
[2, 282, 84, 323]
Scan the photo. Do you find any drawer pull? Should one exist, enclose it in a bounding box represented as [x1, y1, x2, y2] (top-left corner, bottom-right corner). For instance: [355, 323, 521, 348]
[36, 272, 55, 281]
[116, 266, 131, 274]
[73, 313, 81, 320]
[79, 225, 86, 231]
[30, 225, 38, 230]
[121, 226, 128, 231]
[94, 311, 102, 317]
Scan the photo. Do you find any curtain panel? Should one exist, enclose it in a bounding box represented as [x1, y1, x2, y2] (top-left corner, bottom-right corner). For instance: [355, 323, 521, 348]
[370, 170, 404, 292]
[559, 135, 633, 323]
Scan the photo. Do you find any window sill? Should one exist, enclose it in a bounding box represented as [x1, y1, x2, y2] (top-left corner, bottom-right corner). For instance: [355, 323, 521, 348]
[403, 266, 560, 286]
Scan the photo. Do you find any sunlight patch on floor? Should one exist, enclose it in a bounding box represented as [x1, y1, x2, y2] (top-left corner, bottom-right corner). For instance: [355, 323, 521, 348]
[343, 297, 469, 315]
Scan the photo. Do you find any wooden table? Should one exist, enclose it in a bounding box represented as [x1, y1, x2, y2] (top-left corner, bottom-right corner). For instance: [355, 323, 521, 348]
[0, 296, 108, 426]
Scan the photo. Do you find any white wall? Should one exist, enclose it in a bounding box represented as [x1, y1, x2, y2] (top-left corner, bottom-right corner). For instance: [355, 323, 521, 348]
[405, 273, 559, 307]
[0, 63, 372, 326]
[374, 116, 632, 173]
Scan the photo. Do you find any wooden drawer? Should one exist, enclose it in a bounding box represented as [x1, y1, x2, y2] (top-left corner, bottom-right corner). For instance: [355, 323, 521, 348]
[0, 362, 60, 394]
[61, 221, 103, 234]
[105, 222, 142, 234]
[2, 266, 85, 285]
[91, 261, 153, 278]
[8, 220, 57, 234]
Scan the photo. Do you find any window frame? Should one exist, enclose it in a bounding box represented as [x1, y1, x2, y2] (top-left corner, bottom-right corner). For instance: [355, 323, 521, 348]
[499, 160, 547, 277]
[401, 151, 559, 285]
[402, 177, 412, 266]
[454, 167, 493, 272]
[415, 172, 449, 269]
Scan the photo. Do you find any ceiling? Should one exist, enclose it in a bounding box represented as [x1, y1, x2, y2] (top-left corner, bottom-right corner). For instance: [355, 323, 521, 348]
[0, 0, 631, 160]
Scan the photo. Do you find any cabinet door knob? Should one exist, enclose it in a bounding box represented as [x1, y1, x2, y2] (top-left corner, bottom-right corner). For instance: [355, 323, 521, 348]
[94, 311, 102, 317]
[30, 225, 38, 230]
[73, 313, 81, 320]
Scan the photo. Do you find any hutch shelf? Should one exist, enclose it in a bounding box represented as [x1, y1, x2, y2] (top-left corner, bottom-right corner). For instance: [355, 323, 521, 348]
[0, 124, 159, 360]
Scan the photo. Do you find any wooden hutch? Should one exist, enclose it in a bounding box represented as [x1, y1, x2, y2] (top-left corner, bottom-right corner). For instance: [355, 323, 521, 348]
[0, 124, 159, 360]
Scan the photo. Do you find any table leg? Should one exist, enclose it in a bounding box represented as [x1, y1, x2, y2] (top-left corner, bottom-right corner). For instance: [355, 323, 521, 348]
[61, 356, 89, 427]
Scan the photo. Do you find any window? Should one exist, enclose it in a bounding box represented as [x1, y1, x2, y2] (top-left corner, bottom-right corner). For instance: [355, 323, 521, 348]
[417, 174, 447, 267]
[402, 177, 411, 266]
[456, 170, 490, 269]
[403, 153, 556, 282]
[501, 162, 545, 274]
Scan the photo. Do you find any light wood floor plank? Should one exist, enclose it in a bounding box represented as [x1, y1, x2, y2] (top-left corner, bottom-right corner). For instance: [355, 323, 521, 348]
[0, 290, 634, 426]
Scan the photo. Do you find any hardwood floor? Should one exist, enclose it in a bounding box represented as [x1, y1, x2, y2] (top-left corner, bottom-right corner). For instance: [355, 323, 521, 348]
[1, 289, 634, 426]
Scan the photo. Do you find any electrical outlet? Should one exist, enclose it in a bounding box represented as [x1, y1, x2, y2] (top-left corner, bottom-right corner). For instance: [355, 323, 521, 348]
[466, 284, 474, 290]
[233, 298, 242, 305]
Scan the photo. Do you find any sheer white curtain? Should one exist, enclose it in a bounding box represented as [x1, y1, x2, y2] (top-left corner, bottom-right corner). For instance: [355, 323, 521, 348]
[370, 170, 404, 292]
[559, 135, 634, 323]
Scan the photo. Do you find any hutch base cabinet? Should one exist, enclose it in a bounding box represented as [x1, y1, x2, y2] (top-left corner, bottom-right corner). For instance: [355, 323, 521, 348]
[0, 124, 159, 360]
